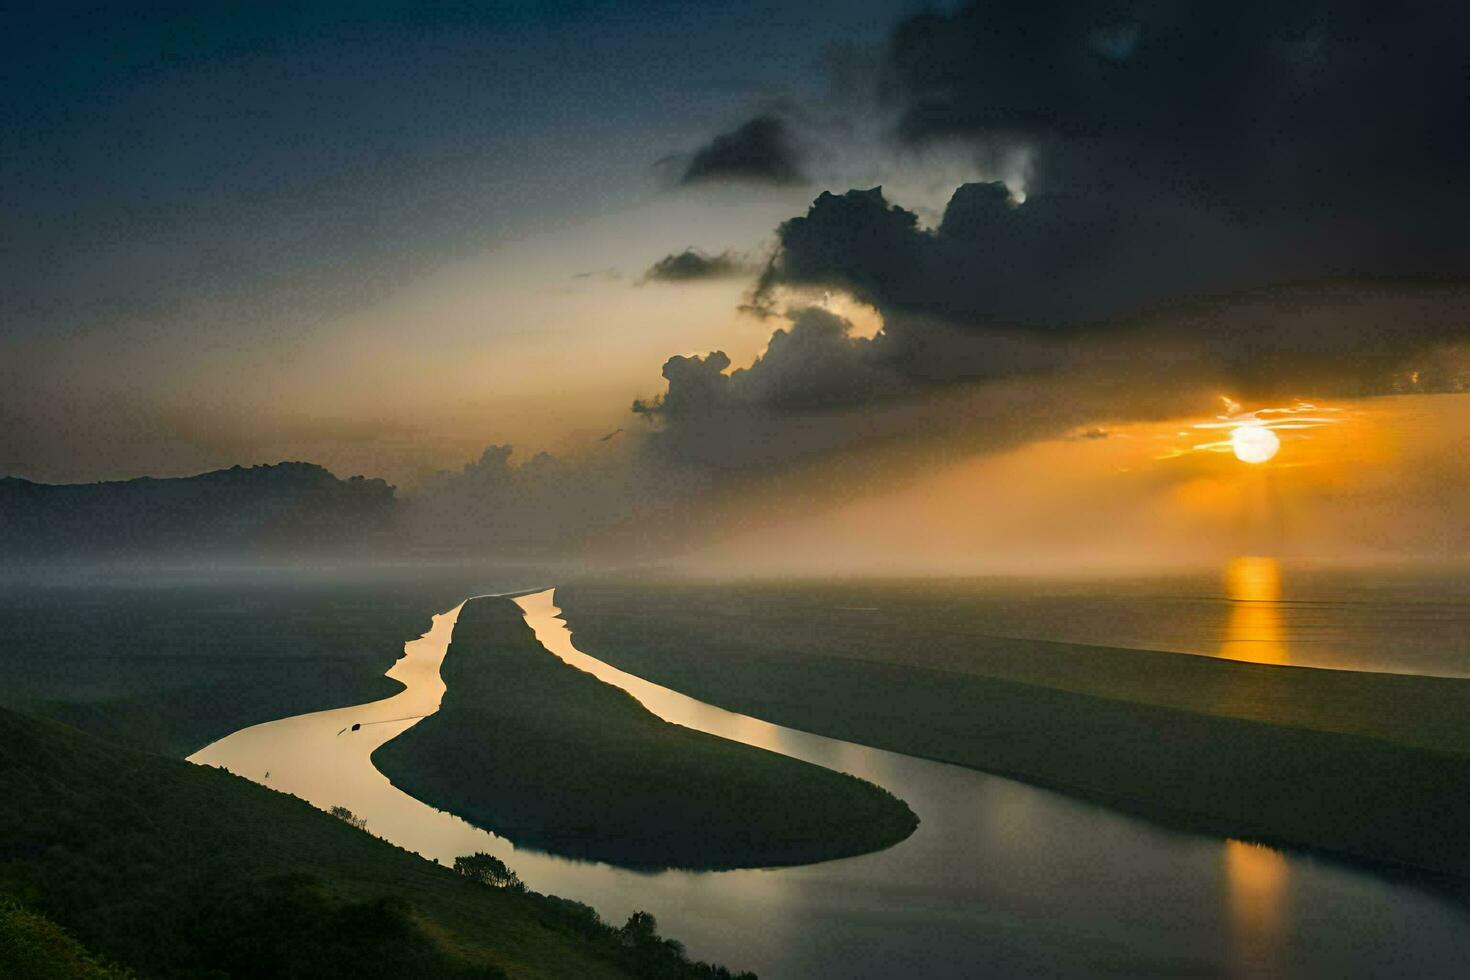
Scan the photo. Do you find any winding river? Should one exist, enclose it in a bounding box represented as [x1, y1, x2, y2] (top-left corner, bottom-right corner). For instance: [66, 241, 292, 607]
[189, 589, 1470, 978]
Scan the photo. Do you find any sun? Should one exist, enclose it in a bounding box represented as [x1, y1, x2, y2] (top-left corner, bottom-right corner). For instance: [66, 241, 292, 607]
[1231, 424, 1280, 464]
[1158, 399, 1344, 466]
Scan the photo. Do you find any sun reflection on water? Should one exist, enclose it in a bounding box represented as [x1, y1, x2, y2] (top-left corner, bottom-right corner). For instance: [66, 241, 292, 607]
[1224, 839, 1289, 973]
[1219, 556, 1288, 665]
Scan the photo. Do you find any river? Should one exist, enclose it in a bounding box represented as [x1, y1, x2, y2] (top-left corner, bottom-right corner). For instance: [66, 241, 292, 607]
[189, 588, 1470, 978]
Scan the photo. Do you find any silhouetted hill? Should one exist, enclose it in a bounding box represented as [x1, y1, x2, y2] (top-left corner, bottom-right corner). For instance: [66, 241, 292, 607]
[0, 705, 754, 979]
[0, 462, 398, 560]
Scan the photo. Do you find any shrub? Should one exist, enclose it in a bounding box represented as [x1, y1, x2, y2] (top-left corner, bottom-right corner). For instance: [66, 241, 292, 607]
[453, 853, 524, 891]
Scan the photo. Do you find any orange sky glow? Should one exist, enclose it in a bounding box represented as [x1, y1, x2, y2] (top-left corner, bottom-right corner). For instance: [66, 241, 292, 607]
[693, 393, 1470, 575]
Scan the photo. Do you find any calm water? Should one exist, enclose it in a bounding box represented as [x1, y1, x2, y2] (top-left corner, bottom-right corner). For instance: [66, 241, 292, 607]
[190, 587, 1470, 979]
[824, 560, 1470, 677]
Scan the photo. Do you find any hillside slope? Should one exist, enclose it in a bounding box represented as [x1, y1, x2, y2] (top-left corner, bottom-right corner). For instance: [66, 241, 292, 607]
[0, 707, 752, 979]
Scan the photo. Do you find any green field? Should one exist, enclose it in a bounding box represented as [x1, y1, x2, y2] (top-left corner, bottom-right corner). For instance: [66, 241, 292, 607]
[556, 579, 1470, 882]
[0, 705, 752, 979]
[373, 596, 918, 869]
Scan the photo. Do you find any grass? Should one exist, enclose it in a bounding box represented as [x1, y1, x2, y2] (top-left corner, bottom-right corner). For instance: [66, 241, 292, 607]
[555, 578, 1470, 882]
[0, 705, 752, 979]
[1, 897, 133, 979]
[373, 596, 918, 870]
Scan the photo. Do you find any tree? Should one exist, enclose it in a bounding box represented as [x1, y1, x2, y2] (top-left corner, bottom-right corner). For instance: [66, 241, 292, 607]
[328, 806, 367, 831]
[620, 910, 659, 946]
[452, 853, 523, 891]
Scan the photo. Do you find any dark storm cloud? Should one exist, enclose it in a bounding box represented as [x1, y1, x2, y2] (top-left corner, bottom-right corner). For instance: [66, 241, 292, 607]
[634, 308, 904, 418]
[633, 299, 1080, 427]
[755, 167, 1470, 330]
[628, 300, 1112, 476]
[725, 1, 1470, 359]
[873, 1, 1469, 280]
[642, 249, 756, 283]
[881, 0, 1469, 200]
[751, 184, 1470, 379]
[680, 115, 807, 185]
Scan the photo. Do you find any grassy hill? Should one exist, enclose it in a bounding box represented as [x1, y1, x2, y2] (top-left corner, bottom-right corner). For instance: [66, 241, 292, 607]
[373, 596, 918, 869]
[1, 897, 132, 979]
[556, 579, 1470, 883]
[0, 706, 752, 979]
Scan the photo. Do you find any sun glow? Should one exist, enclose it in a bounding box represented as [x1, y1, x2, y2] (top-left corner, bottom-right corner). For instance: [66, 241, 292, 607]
[1157, 400, 1347, 465]
[1230, 424, 1280, 464]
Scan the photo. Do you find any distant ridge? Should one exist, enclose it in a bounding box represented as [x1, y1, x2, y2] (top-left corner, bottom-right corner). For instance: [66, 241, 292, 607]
[0, 462, 397, 560]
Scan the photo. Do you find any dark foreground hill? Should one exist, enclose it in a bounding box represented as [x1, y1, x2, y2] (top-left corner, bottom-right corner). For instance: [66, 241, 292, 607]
[374, 595, 917, 869]
[0, 707, 753, 979]
[0, 462, 397, 560]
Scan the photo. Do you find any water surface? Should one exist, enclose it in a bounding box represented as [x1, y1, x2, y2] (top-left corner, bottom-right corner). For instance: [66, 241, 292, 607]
[720, 561, 1470, 676]
[977, 561, 1470, 675]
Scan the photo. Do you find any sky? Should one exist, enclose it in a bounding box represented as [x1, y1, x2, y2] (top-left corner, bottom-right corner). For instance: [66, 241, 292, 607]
[1, 0, 920, 483]
[4, 1, 1469, 568]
